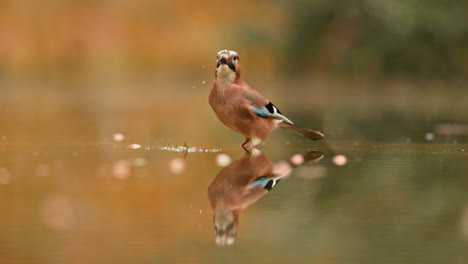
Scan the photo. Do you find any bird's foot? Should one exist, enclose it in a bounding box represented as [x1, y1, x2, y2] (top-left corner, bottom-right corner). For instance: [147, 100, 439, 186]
[241, 138, 251, 152]
[241, 145, 250, 153]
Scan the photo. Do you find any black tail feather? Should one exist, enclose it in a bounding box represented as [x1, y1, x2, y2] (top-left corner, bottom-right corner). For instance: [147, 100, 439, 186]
[279, 122, 325, 140]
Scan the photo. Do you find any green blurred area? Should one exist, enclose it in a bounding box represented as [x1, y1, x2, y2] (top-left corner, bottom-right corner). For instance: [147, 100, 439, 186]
[282, 0, 468, 77]
[0, 0, 467, 81]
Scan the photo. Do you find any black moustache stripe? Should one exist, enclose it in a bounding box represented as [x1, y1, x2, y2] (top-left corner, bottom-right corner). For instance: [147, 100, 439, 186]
[227, 61, 236, 72]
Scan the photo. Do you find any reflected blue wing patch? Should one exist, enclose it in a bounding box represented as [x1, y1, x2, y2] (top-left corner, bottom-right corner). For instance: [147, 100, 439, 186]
[251, 106, 270, 117]
[250, 176, 279, 191]
[250, 177, 269, 188]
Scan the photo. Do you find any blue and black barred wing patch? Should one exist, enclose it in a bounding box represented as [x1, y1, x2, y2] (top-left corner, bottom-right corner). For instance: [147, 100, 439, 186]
[251, 102, 294, 125]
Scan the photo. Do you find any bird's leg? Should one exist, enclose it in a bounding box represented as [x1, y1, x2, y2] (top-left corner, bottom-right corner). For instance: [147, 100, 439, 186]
[250, 138, 261, 149]
[241, 138, 251, 152]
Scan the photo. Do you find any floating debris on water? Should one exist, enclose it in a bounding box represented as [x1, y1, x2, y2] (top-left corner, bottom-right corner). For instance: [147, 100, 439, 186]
[202, 80, 206, 85]
[333, 154, 348, 166]
[127, 144, 141, 149]
[162, 145, 196, 153]
[113, 133, 125, 142]
[161, 145, 222, 153]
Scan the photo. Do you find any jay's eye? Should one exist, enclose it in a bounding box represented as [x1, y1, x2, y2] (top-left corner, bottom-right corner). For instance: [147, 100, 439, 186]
[233, 56, 238, 61]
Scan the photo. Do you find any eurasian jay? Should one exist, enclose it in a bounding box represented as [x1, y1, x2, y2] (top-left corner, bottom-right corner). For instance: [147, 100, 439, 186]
[209, 50, 325, 150]
[207, 150, 324, 246]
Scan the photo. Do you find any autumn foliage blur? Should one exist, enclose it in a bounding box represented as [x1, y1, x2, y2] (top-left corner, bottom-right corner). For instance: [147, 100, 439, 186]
[1, 0, 467, 81]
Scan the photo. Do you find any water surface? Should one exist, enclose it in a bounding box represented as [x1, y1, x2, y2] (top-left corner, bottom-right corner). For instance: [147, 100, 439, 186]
[1, 82, 468, 263]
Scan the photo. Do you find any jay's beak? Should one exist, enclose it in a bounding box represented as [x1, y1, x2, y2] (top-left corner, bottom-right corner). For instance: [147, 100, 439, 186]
[217, 56, 236, 72]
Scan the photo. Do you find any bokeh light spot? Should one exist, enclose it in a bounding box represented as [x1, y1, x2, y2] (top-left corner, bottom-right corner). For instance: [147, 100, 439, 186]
[112, 160, 131, 179]
[169, 158, 186, 174]
[333, 154, 347, 166]
[215, 154, 231, 167]
[113, 133, 125, 142]
[0, 168, 12, 184]
[40, 195, 75, 231]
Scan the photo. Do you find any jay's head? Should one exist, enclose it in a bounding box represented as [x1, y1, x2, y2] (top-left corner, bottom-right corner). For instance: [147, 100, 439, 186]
[213, 206, 237, 246]
[216, 50, 240, 81]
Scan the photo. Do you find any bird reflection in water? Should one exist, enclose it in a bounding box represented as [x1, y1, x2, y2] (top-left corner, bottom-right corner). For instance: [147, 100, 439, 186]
[207, 150, 324, 246]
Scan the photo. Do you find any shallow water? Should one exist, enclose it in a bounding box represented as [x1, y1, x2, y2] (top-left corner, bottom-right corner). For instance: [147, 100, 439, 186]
[1, 82, 468, 263]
